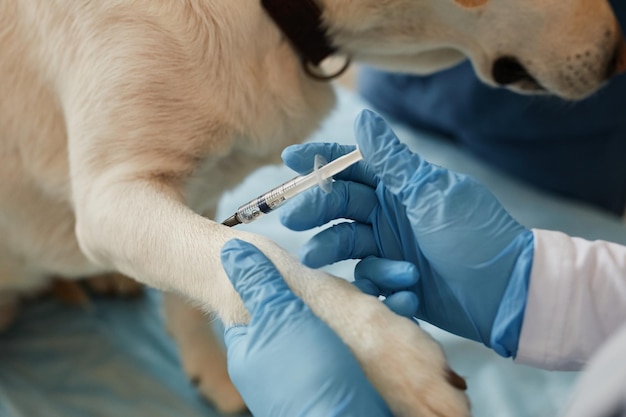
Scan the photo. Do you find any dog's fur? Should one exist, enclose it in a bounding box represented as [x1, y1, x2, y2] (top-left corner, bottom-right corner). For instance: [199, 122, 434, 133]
[1, 1, 623, 415]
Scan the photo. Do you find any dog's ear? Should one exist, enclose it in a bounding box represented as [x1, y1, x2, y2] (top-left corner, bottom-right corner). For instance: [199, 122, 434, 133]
[453, 0, 488, 8]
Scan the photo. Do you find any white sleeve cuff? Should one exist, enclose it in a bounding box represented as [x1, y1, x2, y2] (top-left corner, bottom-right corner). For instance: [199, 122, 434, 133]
[515, 229, 626, 371]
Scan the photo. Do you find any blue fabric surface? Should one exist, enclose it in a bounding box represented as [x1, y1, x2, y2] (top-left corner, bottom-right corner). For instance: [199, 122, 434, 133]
[2, 89, 626, 417]
[357, 0, 626, 216]
[0, 291, 243, 417]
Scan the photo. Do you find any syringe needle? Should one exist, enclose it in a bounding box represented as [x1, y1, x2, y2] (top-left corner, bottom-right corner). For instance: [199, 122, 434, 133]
[221, 214, 242, 227]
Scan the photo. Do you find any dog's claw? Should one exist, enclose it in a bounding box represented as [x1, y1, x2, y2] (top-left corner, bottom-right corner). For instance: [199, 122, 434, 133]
[446, 368, 468, 391]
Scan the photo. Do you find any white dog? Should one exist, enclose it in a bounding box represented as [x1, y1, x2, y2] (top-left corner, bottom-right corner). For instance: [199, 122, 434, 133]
[0, 1, 623, 416]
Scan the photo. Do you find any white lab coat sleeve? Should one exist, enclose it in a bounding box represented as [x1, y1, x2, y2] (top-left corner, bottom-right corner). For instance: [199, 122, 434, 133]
[561, 323, 626, 417]
[514, 229, 626, 371]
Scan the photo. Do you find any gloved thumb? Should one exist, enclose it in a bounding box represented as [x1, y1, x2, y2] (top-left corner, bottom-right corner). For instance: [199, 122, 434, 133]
[354, 110, 433, 199]
[221, 239, 302, 321]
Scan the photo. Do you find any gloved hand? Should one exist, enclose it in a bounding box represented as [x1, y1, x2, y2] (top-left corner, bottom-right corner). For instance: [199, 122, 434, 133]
[279, 110, 535, 357]
[220, 239, 391, 417]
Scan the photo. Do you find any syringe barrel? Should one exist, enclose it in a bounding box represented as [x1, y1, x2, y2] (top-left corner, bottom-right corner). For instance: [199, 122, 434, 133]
[235, 173, 319, 223]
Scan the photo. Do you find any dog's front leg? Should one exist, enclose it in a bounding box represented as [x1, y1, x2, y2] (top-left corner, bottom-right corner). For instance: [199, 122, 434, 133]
[71, 175, 248, 319]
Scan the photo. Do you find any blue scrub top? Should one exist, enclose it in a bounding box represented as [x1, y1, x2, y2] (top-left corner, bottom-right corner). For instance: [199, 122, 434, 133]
[358, 1, 626, 216]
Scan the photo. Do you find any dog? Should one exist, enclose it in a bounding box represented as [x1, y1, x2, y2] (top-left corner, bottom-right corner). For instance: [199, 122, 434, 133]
[1, 1, 624, 415]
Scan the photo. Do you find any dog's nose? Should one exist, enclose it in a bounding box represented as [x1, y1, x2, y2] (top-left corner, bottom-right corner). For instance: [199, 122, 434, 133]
[492, 56, 532, 85]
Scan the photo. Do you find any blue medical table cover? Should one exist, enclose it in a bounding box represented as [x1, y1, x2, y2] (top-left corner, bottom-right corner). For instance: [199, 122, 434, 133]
[2, 89, 626, 417]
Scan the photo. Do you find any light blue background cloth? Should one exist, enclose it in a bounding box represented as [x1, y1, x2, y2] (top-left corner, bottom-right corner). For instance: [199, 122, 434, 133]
[2, 88, 626, 417]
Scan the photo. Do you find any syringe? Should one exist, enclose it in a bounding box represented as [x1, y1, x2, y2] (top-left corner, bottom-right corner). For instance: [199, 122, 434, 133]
[221, 149, 363, 227]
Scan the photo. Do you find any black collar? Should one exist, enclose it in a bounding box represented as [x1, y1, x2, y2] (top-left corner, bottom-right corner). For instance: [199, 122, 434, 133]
[261, 0, 349, 80]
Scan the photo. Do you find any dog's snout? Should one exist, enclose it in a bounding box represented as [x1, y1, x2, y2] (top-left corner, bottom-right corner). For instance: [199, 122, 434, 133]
[492, 56, 532, 86]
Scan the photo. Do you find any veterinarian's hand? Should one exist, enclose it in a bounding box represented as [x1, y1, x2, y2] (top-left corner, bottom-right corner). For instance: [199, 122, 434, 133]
[279, 110, 534, 357]
[220, 239, 391, 417]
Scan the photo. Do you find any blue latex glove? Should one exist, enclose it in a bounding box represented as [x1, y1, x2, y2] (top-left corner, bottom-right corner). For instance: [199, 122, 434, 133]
[279, 110, 535, 357]
[220, 239, 391, 417]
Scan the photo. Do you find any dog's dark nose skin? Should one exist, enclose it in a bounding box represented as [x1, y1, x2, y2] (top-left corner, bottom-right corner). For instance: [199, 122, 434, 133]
[492, 56, 532, 85]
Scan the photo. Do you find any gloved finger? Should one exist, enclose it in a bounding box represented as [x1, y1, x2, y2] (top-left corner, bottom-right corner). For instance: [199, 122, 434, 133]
[351, 274, 419, 318]
[299, 222, 380, 268]
[354, 257, 420, 291]
[383, 292, 419, 319]
[354, 110, 436, 200]
[221, 239, 305, 320]
[352, 278, 381, 297]
[282, 142, 378, 187]
[279, 180, 378, 231]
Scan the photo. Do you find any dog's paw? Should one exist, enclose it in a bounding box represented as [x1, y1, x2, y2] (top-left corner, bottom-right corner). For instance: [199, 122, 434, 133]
[85, 273, 143, 298]
[0, 293, 19, 332]
[376, 323, 471, 417]
[343, 296, 471, 417]
[299, 274, 472, 417]
[163, 293, 247, 414]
